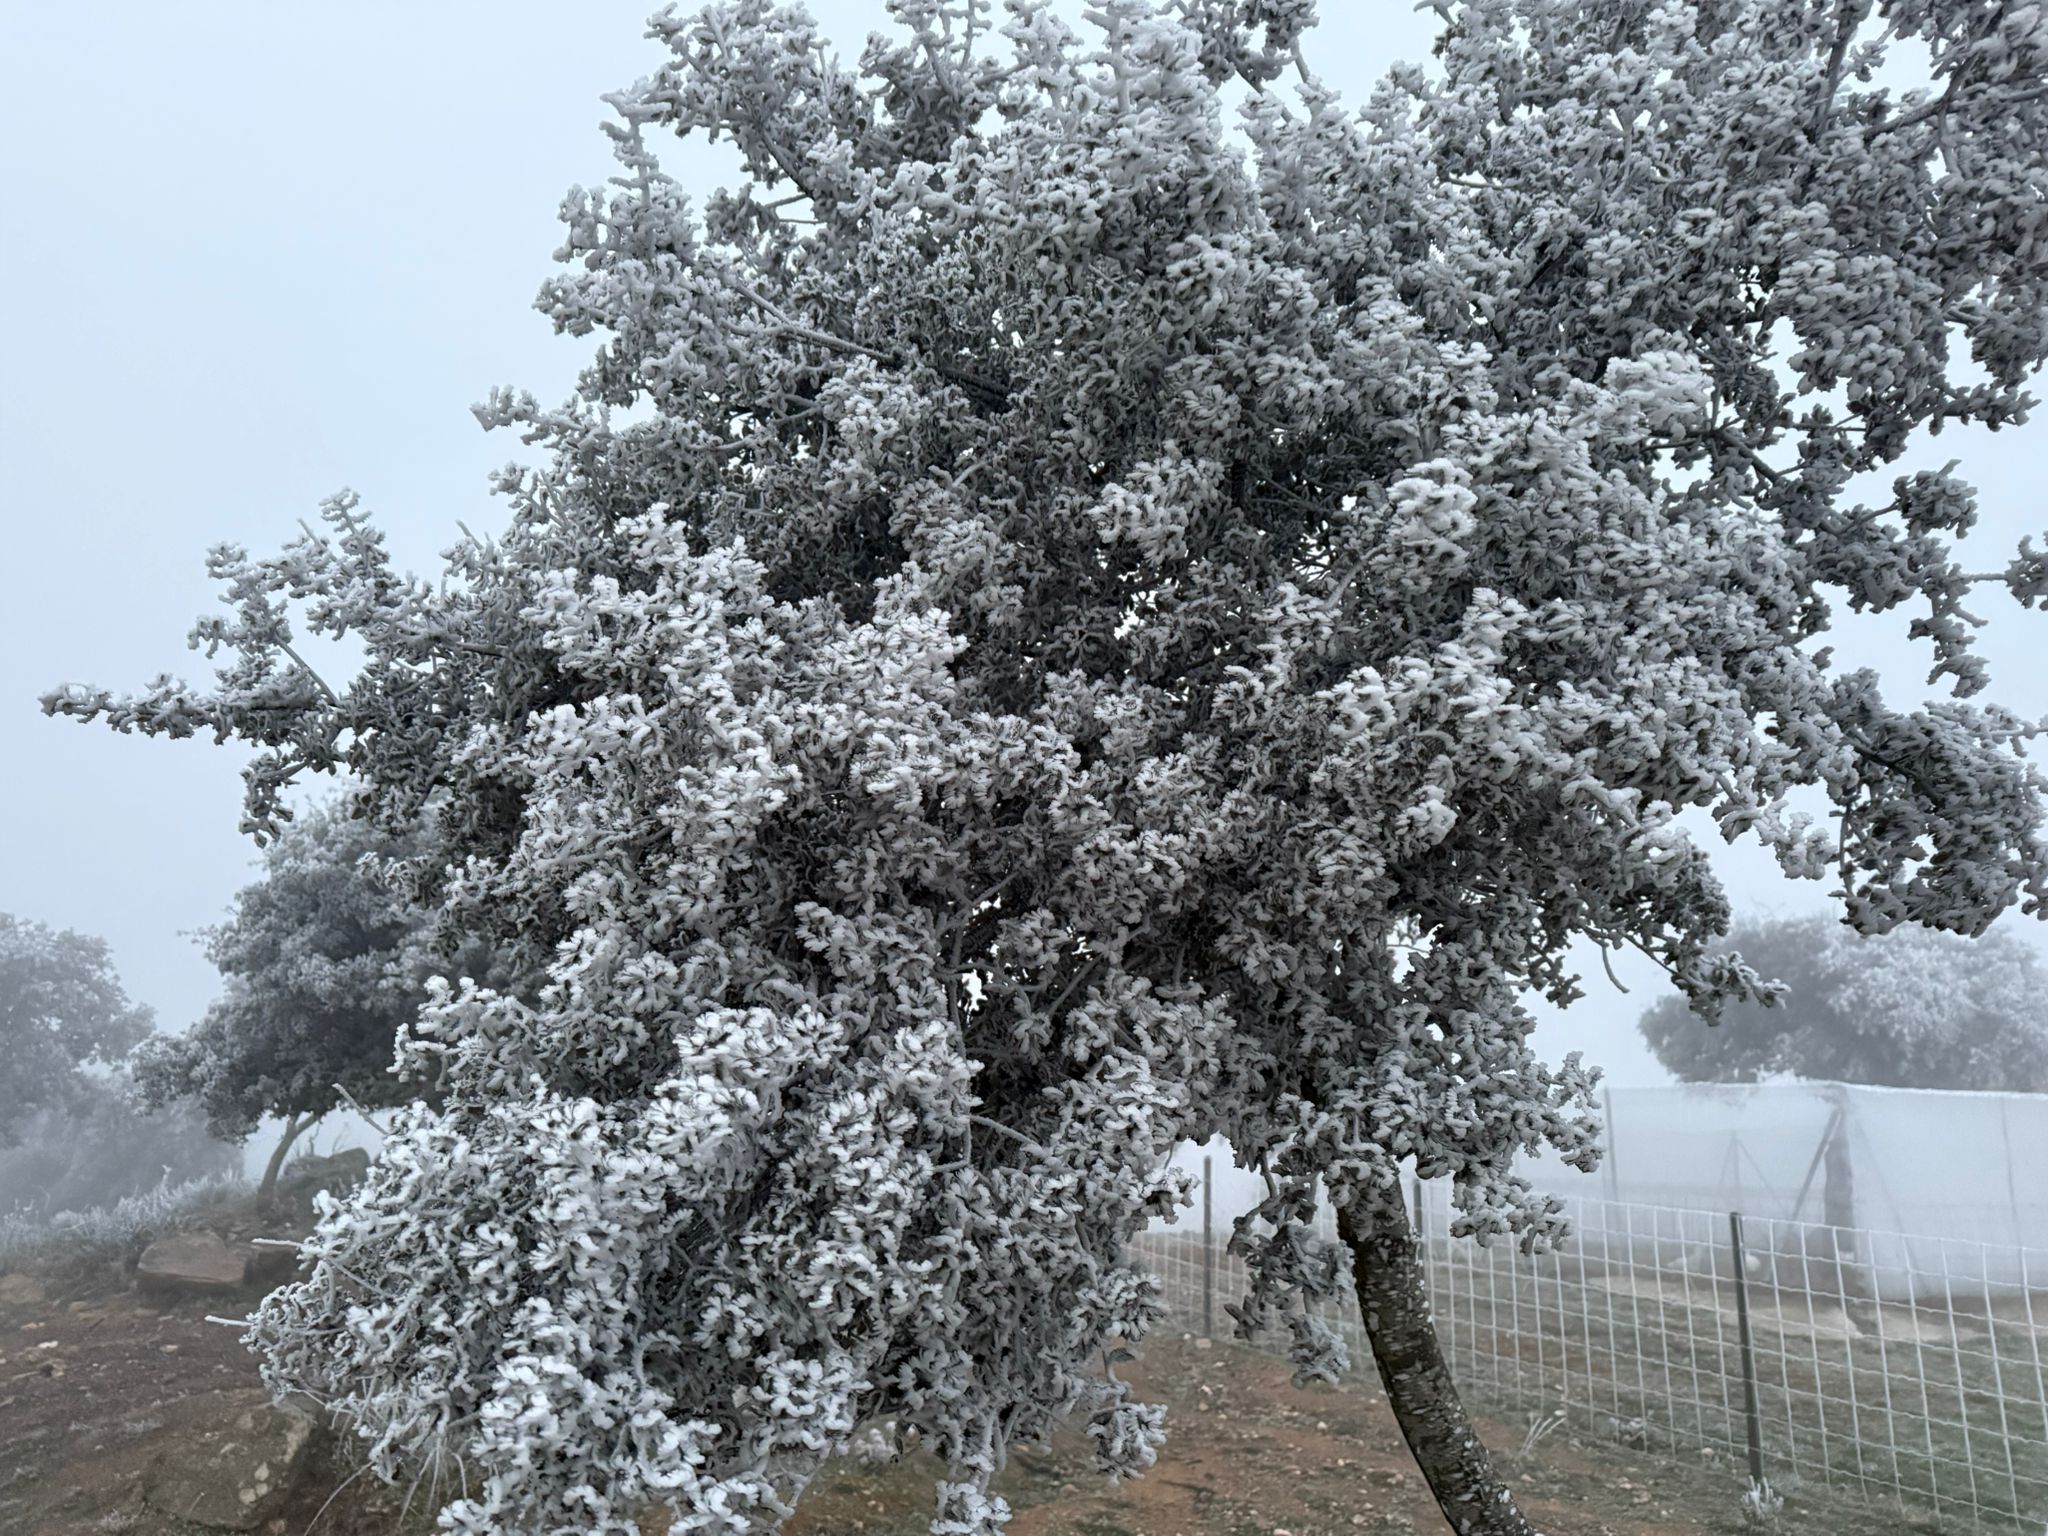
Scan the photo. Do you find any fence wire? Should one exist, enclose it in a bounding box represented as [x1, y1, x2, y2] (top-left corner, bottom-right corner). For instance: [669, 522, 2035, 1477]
[1132, 1182, 2048, 1534]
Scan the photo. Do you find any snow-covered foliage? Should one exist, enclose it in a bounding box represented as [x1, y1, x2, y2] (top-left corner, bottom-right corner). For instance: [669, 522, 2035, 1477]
[1740, 1475, 1786, 1529]
[42, 0, 2048, 1530]
[1639, 913, 2048, 1090]
[0, 1167, 246, 1271]
[0, 913, 154, 1145]
[130, 798, 487, 1141]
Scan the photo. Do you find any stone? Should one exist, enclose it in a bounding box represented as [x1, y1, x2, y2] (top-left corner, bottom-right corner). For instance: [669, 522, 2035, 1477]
[136, 1230, 246, 1296]
[274, 1147, 370, 1199]
[142, 1393, 314, 1531]
[0, 1272, 47, 1308]
[245, 1240, 302, 1288]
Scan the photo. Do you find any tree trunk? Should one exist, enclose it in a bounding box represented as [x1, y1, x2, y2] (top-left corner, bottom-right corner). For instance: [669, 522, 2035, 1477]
[1337, 1199, 1542, 1536]
[257, 1111, 314, 1207]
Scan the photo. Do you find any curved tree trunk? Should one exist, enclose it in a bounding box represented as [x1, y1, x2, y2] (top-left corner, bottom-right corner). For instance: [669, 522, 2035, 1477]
[257, 1111, 315, 1207]
[1337, 1200, 1541, 1536]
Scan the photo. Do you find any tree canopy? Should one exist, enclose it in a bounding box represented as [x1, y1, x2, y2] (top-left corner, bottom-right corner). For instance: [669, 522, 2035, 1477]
[44, 1, 2048, 1531]
[0, 913, 154, 1146]
[129, 797, 472, 1144]
[1639, 913, 2048, 1091]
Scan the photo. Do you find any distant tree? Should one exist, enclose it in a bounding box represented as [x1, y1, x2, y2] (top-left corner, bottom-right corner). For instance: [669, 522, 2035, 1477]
[44, 2, 2048, 1533]
[0, 913, 153, 1146]
[0, 1091, 236, 1220]
[1639, 915, 2048, 1093]
[129, 799, 477, 1203]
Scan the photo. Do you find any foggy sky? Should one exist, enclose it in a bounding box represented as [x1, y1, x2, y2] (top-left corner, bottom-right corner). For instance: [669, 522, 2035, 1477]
[4, 0, 2045, 1118]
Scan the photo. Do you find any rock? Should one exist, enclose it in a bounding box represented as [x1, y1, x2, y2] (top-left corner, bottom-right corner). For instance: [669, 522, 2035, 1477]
[143, 1394, 314, 1531]
[0, 1272, 47, 1308]
[275, 1147, 370, 1199]
[136, 1230, 246, 1296]
[245, 1240, 302, 1288]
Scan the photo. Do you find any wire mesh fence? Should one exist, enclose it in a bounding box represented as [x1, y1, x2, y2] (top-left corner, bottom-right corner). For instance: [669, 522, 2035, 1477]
[1132, 1173, 2048, 1533]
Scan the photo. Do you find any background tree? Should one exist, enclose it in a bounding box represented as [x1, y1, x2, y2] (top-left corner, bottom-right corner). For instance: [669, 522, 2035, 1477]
[1640, 915, 2048, 1093]
[0, 913, 154, 1146]
[130, 797, 476, 1204]
[1635, 913, 2048, 1312]
[0, 1094, 236, 1221]
[44, 2, 2048, 1533]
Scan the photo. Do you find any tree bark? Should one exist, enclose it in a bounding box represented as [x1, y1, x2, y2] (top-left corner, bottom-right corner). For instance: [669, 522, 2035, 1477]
[1337, 1199, 1542, 1536]
[257, 1111, 315, 1207]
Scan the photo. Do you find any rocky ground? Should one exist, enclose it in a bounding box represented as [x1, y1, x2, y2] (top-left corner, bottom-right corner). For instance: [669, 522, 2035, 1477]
[0, 1168, 1939, 1536]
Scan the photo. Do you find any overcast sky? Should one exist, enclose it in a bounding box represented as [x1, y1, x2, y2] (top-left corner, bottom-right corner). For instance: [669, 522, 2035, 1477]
[4, 1, 2045, 1131]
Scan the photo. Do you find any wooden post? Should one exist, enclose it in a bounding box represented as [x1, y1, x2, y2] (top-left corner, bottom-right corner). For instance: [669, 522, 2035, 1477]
[1729, 1211, 1766, 1490]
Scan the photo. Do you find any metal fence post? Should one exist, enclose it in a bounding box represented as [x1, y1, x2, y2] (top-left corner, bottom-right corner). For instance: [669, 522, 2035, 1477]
[1729, 1211, 1767, 1490]
[1201, 1153, 1214, 1339]
[1603, 1085, 1621, 1206]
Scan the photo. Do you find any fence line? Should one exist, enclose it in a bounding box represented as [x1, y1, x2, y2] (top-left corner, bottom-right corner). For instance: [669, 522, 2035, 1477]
[1132, 1179, 2048, 1533]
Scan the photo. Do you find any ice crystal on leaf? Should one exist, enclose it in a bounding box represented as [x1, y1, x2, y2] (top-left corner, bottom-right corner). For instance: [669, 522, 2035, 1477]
[43, 0, 2048, 1529]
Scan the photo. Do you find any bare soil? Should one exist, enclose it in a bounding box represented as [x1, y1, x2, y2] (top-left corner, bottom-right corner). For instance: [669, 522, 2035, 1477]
[776, 1334, 1925, 1536]
[0, 1265, 1932, 1535]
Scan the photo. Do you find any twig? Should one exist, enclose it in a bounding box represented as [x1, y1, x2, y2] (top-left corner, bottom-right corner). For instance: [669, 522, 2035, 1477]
[969, 1114, 1055, 1160]
[334, 1083, 393, 1138]
[731, 282, 895, 363]
[1597, 944, 1631, 995]
[276, 642, 341, 708]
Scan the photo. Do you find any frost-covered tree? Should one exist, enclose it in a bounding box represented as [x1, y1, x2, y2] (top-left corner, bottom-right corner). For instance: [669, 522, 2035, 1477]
[1640, 914, 2048, 1092]
[0, 913, 154, 1146]
[129, 798, 481, 1203]
[0, 1093, 236, 1220]
[43, 1, 2048, 1532]
[1641, 915, 2048, 1246]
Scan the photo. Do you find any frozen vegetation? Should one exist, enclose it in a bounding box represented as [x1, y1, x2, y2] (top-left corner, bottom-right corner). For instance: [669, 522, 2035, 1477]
[35, 1, 2048, 1533]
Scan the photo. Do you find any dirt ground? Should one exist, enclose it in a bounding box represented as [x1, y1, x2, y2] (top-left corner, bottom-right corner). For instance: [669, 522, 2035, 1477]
[774, 1333, 1934, 1536]
[2, 1251, 1934, 1536]
[0, 1274, 437, 1536]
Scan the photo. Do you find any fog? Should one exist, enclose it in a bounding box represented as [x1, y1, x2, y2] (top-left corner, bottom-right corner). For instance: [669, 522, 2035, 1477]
[7, 5, 2045, 1133]
[3, 4, 2047, 1532]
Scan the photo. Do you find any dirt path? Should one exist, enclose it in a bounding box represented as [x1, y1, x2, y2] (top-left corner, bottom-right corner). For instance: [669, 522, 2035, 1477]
[0, 1282, 267, 1534]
